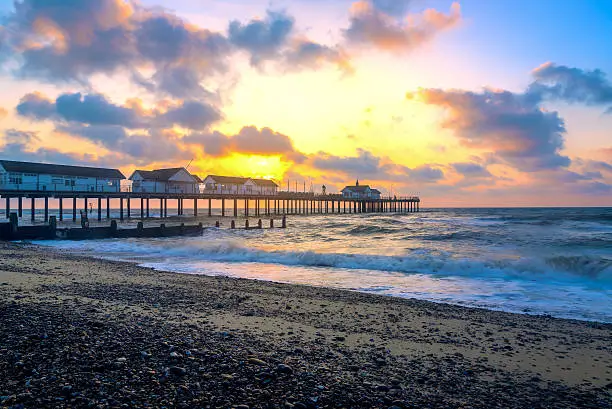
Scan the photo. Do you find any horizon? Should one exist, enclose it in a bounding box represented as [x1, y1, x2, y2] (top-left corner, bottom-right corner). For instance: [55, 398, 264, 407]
[1, 0, 611, 207]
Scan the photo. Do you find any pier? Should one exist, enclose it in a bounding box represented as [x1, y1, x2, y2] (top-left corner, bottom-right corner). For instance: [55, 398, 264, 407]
[0, 190, 421, 223]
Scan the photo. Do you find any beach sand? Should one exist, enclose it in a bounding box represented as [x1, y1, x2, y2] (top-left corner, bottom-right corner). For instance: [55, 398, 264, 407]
[0, 242, 610, 408]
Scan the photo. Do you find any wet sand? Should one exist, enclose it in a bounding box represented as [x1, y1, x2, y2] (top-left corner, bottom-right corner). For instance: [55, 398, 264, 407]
[0, 242, 610, 408]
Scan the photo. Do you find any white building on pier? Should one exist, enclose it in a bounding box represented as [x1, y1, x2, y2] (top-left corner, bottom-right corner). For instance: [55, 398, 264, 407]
[129, 168, 201, 194]
[202, 175, 279, 195]
[341, 180, 381, 199]
[0, 160, 125, 192]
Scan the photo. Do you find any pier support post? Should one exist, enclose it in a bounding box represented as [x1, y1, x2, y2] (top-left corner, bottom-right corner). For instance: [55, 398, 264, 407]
[164, 199, 168, 218]
[59, 198, 63, 221]
[119, 198, 124, 221]
[98, 198, 102, 221]
[30, 197, 36, 222]
[72, 197, 77, 221]
[194, 198, 198, 217]
[208, 199, 212, 217]
[44, 197, 49, 222]
[127, 198, 131, 218]
[18, 197, 22, 218]
[234, 199, 238, 217]
[5, 197, 9, 219]
[84, 197, 88, 215]
[146, 198, 150, 218]
[107, 198, 110, 219]
[245, 199, 249, 217]
[141, 198, 145, 219]
[222, 198, 225, 217]
[160, 198, 163, 219]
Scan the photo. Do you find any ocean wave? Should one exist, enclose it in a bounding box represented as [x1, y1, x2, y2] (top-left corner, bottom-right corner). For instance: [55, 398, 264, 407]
[44, 238, 612, 285]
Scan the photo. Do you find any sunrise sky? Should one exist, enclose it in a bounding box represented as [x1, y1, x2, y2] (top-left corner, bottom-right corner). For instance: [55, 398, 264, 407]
[0, 0, 611, 206]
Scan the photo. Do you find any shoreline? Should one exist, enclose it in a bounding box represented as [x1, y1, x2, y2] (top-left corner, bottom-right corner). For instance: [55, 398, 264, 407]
[1, 242, 611, 408]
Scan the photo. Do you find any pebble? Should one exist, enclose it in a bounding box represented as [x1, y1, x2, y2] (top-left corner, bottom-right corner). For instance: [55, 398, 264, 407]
[169, 366, 186, 376]
[277, 364, 293, 375]
[248, 357, 267, 366]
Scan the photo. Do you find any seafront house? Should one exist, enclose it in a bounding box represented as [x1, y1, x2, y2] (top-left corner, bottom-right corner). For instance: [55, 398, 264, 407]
[0, 159, 125, 192]
[129, 168, 200, 194]
[203, 175, 279, 195]
[341, 180, 382, 199]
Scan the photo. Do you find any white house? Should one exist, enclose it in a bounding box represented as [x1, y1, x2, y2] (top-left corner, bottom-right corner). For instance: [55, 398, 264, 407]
[129, 168, 200, 193]
[202, 175, 278, 195]
[341, 180, 382, 200]
[0, 159, 125, 192]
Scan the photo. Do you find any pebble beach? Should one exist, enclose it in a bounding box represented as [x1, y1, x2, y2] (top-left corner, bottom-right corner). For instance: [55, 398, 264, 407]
[1, 242, 611, 408]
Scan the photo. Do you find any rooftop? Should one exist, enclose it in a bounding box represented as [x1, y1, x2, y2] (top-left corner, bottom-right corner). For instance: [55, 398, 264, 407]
[131, 168, 197, 182]
[0, 159, 125, 179]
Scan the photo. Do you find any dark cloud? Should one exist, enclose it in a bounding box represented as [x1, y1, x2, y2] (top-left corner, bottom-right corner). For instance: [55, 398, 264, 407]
[312, 149, 382, 174]
[185, 126, 297, 158]
[1, 128, 129, 167]
[16, 92, 56, 120]
[1, 0, 231, 99]
[57, 124, 188, 161]
[283, 41, 353, 74]
[308, 149, 444, 183]
[344, 1, 461, 51]
[407, 88, 570, 171]
[2, 1, 352, 96]
[591, 160, 612, 173]
[530, 63, 612, 112]
[55, 93, 145, 128]
[452, 162, 492, 178]
[3, 129, 41, 145]
[159, 101, 222, 130]
[228, 10, 294, 66]
[17, 91, 221, 130]
[407, 165, 444, 182]
[371, 0, 414, 17]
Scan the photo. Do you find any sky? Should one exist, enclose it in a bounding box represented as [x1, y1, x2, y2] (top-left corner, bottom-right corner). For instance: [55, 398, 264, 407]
[0, 0, 611, 206]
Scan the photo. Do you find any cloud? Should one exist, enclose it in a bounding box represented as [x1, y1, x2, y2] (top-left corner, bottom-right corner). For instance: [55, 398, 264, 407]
[56, 124, 188, 161]
[452, 162, 492, 178]
[1, 128, 129, 167]
[17, 91, 221, 130]
[308, 149, 444, 183]
[228, 10, 352, 74]
[283, 41, 353, 74]
[0, 107, 7, 119]
[16, 92, 57, 120]
[407, 164, 444, 182]
[407, 88, 570, 171]
[344, 1, 461, 51]
[228, 10, 294, 66]
[1, 0, 231, 99]
[370, 0, 414, 17]
[311, 148, 382, 174]
[530, 63, 612, 112]
[3, 129, 41, 145]
[159, 101, 222, 130]
[185, 126, 298, 158]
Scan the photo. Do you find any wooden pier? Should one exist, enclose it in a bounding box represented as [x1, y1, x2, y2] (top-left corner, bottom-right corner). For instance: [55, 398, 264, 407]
[0, 190, 420, 222]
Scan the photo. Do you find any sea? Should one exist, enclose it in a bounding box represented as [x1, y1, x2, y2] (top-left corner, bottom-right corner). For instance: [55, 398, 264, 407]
[35, 207, 612, 323]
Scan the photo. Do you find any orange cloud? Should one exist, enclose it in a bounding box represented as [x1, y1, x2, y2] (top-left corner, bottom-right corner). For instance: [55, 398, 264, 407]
[345, 1, 461, 51]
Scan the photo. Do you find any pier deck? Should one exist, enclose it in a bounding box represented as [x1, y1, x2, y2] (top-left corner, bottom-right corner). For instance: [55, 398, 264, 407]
[0, 190, 420, 222]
